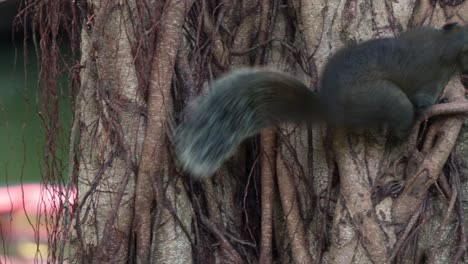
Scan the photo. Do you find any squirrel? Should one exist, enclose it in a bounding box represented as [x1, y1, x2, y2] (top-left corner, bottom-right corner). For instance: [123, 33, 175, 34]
[175, 23, 468, 178]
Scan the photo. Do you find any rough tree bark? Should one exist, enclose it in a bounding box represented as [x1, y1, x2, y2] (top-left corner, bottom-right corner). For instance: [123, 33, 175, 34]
[70, 1, 195, 263]
[23, 0, 468, 263]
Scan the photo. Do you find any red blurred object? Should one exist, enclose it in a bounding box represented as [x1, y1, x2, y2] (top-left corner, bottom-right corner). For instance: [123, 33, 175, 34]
[0, 183, 76, 215]
[0, 184, 76, 263]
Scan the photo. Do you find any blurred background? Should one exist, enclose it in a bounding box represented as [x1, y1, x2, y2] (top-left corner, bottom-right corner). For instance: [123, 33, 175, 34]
[0, 1, 72, 263]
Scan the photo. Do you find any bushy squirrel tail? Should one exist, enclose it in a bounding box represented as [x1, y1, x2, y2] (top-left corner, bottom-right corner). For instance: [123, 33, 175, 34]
[175, 69, 323, 178]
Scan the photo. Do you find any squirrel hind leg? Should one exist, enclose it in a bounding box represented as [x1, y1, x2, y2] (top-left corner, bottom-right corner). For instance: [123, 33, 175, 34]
[342, 81, 415, 140]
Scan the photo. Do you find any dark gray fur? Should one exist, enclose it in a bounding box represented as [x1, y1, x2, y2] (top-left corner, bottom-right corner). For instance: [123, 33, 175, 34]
[175, 24, 468, 178]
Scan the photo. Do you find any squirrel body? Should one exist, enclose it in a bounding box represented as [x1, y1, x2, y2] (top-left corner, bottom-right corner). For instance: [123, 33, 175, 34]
[175, 24, 468, 178]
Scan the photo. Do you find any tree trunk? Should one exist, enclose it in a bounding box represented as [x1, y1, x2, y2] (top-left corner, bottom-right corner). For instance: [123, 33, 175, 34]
[24, 0, 468, 263]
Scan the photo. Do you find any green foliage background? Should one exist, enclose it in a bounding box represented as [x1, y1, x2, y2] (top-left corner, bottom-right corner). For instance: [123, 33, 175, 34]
[0, 40, 71, 185]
